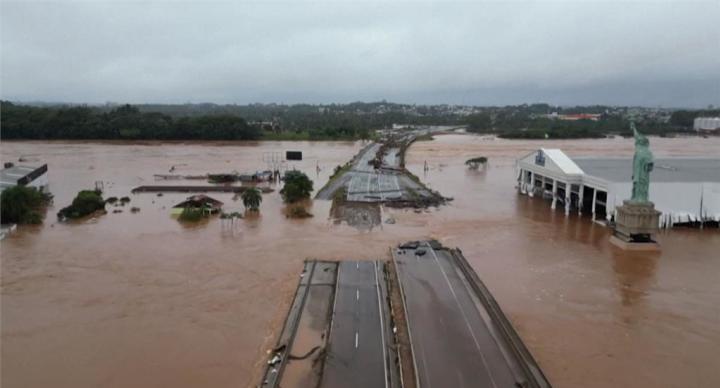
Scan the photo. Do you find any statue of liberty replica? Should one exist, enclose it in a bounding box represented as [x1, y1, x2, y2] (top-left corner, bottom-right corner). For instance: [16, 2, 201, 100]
[630, 124, 653, 203]
[611, 122, 661, 250]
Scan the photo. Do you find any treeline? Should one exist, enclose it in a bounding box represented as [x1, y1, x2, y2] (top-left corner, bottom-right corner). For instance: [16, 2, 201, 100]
[669, 109, 720, 127]
[0, 101, 421, 140]
[464, 112, 698, 139]
[131, 101, 462, 134]
[1, 102, 262, 140]
[3, 100, 715, 141]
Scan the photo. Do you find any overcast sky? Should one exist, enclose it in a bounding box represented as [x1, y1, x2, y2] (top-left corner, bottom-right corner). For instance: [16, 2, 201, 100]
[1, 0, 718, 107]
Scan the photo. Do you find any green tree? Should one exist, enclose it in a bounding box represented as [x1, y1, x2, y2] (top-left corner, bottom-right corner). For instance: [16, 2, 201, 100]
[465, 156, 488, 169]
[280, 170, 314, 203]
[465, 113, 492, 132]
[57, 190, 105, 220]
[241, 188, 262, 211]
[0, 186, 47, 224]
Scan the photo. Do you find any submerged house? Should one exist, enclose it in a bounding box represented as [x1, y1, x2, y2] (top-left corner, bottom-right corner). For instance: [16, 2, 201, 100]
[516, 149, 720, 228]
[0, 163, 49, 193]
[171, 194, 224, 215]
[209, 170, 274, 183]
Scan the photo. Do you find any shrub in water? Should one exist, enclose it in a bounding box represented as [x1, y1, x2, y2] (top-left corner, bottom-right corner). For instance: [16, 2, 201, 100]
[241, 187, 262, 211]
[280, 170, 313, 203]
[465, 156, 488, 169]
[57, 190, 105, 220]
[287, 205, 313, 219]
[0, 186, 48, 224]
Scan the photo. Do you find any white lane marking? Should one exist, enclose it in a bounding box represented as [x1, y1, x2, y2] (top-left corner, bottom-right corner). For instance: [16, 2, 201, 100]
[357, 289, 360, 301]
[356, 262, 359, 269]
[374, 261, 390, 388]
[426, 242, 499, 388]
[355, 331, 359, 349]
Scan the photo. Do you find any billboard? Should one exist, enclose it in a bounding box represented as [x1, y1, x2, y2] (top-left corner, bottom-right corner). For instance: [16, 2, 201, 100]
[286, 151, 302, 161]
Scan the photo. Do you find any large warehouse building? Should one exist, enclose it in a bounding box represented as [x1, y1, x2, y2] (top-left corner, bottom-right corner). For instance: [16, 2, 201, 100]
[0, 163, 49, 193]
[693, 117, 720, 132]
[516, 149, 720, 228]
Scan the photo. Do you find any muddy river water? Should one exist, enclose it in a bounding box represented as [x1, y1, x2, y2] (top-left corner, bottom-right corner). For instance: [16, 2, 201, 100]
[2, 135, 719, 388]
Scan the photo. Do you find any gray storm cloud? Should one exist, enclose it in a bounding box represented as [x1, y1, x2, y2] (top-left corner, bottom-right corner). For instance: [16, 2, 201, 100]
[1, 0, 718, 107]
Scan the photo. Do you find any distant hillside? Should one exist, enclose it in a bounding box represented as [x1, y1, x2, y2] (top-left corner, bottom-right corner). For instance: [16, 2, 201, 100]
[2, 101, 712, 140]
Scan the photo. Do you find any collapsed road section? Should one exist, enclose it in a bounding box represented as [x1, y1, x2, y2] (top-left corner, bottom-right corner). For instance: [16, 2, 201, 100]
[315, 129, 446, 207]
[261, 260, 401, 388]
[393, 241, 551, 388]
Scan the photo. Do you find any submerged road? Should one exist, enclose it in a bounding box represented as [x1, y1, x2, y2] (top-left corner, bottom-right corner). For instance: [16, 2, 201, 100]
[315, 131, 439, 203]
[394, 243, 522, 388]
[321, 261, 389, 388]
[346, 144, 402, 202]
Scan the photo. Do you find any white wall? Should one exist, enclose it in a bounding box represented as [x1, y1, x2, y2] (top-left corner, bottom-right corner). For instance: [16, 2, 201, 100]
[702, 183, 720, 222]
[26, 172, 49, 193]
[608, 181, 717, 227]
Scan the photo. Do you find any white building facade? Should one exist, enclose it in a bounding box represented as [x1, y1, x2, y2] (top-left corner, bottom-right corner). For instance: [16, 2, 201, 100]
[693, 117, 720, 132]
[517, 149, 720, 228]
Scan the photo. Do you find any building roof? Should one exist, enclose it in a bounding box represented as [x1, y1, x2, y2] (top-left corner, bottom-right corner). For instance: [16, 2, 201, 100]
[173, 194, 224, 209]
[1, 165, 37, 182]
[1, 164, 48, 190]
[541, 149, 584, 175]
[572, 158, 720, 183]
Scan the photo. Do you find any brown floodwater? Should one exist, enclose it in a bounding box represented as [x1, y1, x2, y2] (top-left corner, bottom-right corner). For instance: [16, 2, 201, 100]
[1, 136, 719, 388]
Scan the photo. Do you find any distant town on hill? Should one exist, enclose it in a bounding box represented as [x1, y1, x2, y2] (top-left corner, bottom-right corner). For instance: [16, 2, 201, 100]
[1, 100, 718, 141]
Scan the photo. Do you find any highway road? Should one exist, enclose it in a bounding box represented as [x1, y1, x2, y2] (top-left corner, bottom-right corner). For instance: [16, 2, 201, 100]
[321, 261, 390, 388]
[315, 131, 439, 204]
[346, 144, 402, 202]
[261, 261, 339, 388]
[394, 243, 521, 388]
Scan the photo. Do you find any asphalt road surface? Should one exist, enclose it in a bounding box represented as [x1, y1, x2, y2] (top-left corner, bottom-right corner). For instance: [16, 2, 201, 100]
[321, 261, 389, 388]
[346, 143, 403, 202]
[315, 132, 438, 203]
[395, 243, 520, 388]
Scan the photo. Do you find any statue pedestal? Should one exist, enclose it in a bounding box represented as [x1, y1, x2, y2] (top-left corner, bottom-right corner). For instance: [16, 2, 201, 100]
[610, 200, 661, 251]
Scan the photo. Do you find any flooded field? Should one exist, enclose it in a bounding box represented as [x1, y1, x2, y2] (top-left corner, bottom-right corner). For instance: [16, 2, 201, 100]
[2, 136, 719, 388]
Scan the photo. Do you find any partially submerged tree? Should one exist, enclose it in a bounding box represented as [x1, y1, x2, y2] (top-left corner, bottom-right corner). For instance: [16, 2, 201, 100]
[287, 205, 313, 219]
[280, 170, 313, 203]
[57, 190, 105, 220]
[465, 157, 488, 169]
[0, 186, 49, 224]
[241, 188, 262, 211]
